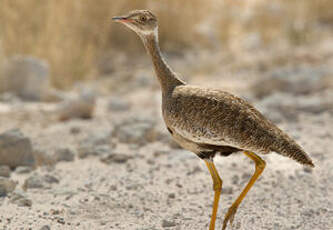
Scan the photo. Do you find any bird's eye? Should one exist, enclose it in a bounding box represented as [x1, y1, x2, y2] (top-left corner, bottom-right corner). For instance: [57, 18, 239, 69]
[140, 16, 147, 22]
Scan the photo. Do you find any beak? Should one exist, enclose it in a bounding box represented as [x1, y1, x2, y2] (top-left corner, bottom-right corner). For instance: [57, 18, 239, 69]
[112, 16, 131, 23]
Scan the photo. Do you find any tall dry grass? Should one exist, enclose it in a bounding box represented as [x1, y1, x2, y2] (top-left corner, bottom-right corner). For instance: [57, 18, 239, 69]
[0, 0, 210, 88]
[0, 0, 332, 88]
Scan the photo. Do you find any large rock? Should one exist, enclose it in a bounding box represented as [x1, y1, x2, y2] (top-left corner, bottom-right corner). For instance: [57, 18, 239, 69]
[0, 129, 35, 167]
[1, 56, 50, 101]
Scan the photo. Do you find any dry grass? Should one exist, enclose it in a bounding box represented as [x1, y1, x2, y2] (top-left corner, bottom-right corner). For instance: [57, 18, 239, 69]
[0, 0, 332, 88]
[0, 0, 209, 88]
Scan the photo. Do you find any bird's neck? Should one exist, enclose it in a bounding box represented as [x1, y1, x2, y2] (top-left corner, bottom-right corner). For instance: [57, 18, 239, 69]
[141, 30, 184, 95]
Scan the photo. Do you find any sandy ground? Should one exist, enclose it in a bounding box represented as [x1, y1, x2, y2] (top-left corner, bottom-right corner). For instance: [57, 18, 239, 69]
[0, 48, 333, 230]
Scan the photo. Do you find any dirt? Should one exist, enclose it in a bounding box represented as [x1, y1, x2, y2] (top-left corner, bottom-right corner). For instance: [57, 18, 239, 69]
[0, 49, 332, 230]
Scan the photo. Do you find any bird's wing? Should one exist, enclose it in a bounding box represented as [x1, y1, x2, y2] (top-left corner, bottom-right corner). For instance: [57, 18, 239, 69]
[164, 85, 284, 154]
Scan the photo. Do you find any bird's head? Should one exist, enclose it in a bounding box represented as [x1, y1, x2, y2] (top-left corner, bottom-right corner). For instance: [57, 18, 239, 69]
[112, 10, 158, 38]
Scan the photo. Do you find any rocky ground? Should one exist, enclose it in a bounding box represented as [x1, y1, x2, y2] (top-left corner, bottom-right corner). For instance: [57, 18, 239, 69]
[0, 47, 333, 230]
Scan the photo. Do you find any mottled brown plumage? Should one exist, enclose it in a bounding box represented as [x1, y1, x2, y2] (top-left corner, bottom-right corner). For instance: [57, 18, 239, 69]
[113, 10, 314, 230]
[164, 85, 314, 166]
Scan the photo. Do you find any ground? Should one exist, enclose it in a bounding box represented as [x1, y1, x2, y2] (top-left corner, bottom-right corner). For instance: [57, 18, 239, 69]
[0, 47, 332, 230]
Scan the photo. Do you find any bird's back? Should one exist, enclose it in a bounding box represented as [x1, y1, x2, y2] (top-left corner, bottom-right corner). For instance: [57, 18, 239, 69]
[163, 85, 314, 167]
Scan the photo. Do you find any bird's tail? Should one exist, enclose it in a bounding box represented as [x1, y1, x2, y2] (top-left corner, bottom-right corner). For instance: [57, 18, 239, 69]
[272, 138, 315, 167]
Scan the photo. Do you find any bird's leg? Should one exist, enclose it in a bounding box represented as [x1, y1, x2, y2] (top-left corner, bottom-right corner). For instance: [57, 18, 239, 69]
[204, 159, 223, 230]
[222, 151, 266, 230]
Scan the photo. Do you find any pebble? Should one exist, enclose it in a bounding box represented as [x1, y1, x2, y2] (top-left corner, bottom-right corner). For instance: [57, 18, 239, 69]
[113, 116, 157, 145]
[100, 153, 131, 164]
[10, 191, 32, 207]
[23, 175, 44, 189]
[53, 148, 75, 162]
[168, 193, 176, 199]
[162, 219, 177, 228]
[39, 225, 51, 230]
[15, 166, 33, 174]
[231, 175, 239, 185]
[23, 174, 59, 190]
[78, 144, 112, 159]
[222, 186, 234, 195]
[43, 175, 60, 184]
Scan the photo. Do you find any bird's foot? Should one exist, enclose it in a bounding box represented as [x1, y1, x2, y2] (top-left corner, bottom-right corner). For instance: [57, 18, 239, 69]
[222, 204, 238, 230]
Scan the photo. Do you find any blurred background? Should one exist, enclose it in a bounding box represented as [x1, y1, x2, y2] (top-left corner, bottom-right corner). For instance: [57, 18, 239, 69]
[1, 0, 333, 88]
[0, 1, 332, 229]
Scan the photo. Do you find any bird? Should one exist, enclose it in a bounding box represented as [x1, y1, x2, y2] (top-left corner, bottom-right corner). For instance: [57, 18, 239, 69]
[112, 10, 314, 230]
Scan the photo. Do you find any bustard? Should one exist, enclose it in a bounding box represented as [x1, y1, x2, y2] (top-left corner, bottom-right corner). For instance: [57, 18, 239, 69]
[112, 10, 314, 230]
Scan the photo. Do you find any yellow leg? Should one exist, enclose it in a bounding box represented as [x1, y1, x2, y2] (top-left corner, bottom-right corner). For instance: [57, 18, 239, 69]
[205, 160, 223, 230]
[222, 151, 266, 230]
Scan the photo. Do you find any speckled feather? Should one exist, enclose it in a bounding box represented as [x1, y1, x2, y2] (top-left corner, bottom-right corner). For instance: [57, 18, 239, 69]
[163, 85, 314, 167]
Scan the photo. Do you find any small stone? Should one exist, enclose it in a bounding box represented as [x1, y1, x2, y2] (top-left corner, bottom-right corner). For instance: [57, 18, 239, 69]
[43, 175, 59, 184]
[303, 166, 313, 173]
[53, 148, 75, 162]
[222, 186, 233, 195]
[146, 159, 155, 165]
[70, 127, 81, 135]
[23, 175, 44, 189]
[113, 116, 157, 145]
[0, 178, 17, 196]
[40, 225, 51, 230]
[10, 191, 32, 207]
[0, 166, 11, 177]
[77, 142, 112, 159]
[100, 153, 131, 164]
[242, 172, 251, 180]
[168, 193, 176, 199]
[23, 174, 59, 190]
[15, 166, 33, 174]
[162, 219, 177, 228]
[109, 185, 117, 191]
[231, 175, 239, 185]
